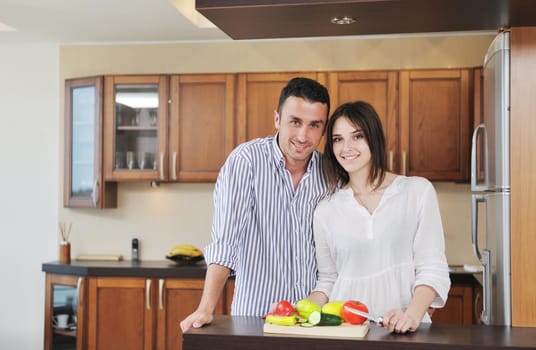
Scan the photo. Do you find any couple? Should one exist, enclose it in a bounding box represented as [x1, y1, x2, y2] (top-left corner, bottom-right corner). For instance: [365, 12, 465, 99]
[180, 77, 450, 334]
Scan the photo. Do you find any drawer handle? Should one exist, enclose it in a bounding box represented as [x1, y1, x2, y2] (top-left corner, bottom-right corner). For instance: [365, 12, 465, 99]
[92, 179, 99, 207]
[159, 152, 165, 181]
[172, 152, 177, 181]
[146, 279, 152, 310]
[402, 151, 407, 176]
[159, 279, 164, 310]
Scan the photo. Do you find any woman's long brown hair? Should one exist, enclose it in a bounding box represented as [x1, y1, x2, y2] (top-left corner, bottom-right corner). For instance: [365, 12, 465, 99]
[323, 101, 387, 195]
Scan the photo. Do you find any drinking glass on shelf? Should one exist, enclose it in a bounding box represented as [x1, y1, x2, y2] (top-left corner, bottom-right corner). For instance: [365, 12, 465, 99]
[115, 152, 126, 169]
[126, 151, 137, 169]
[138, 152, 149, 169]
[150, 111, 157, 126]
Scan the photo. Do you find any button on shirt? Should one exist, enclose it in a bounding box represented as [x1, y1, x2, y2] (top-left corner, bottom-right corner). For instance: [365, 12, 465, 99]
[204, 135, 327, 316]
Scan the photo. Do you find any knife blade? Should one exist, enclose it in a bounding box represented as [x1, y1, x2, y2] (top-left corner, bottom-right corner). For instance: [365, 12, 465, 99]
[343, 305, 384, 325]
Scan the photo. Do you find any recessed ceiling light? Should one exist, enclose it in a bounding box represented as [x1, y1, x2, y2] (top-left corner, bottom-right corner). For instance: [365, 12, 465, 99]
[330, 16, 357, 25]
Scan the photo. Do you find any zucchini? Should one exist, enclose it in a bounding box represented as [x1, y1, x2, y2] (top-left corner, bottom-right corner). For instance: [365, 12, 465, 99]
[308, 311, 343, 326]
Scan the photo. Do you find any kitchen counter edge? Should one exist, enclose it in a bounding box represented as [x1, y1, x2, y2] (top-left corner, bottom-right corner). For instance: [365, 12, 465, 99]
[183, 315, 536, 350]
[41, 260, 208, 278]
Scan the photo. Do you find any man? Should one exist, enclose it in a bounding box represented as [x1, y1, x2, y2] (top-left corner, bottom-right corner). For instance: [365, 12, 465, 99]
[180, 77, 330, 331]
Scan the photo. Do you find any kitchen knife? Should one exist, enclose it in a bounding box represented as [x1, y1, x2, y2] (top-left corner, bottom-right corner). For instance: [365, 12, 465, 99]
[343, 306, 384, 325]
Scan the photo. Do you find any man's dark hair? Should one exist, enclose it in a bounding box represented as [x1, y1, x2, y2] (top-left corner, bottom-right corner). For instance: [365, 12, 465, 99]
[277, 77, 330, 116]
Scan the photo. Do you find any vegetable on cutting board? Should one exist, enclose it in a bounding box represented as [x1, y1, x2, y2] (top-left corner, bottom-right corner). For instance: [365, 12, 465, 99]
[295, 299, 321, 319]
[341, 300, 369, 325]
[265, 314, 298, 326]
[307, 311, 343, 326]
[273, 300, 297, 316]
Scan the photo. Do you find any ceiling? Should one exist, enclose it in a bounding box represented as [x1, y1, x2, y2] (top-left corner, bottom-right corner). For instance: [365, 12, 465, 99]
[2, 0, 533, 45]
[0, 0, 230, 44]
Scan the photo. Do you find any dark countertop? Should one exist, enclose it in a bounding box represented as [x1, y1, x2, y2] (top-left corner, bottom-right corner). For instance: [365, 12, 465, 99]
[42, 260, 478, 284]
[41, 260, 208, 278]
[183, 315, 536, 350]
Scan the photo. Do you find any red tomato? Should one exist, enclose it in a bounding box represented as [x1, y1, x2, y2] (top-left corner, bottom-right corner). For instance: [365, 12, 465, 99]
[341, 300, 369, 325]
[274, 300, 297, 316]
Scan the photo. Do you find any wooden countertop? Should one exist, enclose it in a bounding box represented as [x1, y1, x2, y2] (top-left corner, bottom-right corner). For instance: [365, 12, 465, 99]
[183, 315, 536, 350]
[41, 260, 208, 278]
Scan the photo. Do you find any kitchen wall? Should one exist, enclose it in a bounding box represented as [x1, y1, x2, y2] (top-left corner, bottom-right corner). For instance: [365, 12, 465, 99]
[60, 34, 494, 266]
[0, 44, 59, 350]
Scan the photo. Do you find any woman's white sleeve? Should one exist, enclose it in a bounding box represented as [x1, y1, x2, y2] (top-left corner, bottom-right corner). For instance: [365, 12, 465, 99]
[312, 207, 338, 298]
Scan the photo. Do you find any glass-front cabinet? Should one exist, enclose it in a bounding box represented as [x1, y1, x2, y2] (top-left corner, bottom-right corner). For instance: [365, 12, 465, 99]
[103, 75, 169, 182]
[44, 274, 85, 350]
[64, 77, 116, 208]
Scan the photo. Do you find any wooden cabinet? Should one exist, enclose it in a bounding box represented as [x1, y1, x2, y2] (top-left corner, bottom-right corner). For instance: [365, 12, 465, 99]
[511, 26, 536, 327]
[327, 71, 398, 170]
[399, 69, 472, 181]
[236, 72, 327, 144]
[44, 274, 86, 350]
[103, 75, 170, 182]
[432, 276, 483, 325]
[156, 278, 225, 350]
[64, 77, 117, 208]
[86, 276, 229, 350]
[87, 277, 152, 350]
[65, 68, 476, 194]
[169, 74, 236, 182]
[102, 74, 234, 183]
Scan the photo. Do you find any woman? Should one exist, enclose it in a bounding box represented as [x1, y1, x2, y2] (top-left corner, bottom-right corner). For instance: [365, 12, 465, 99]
[308, 101, 450, 333]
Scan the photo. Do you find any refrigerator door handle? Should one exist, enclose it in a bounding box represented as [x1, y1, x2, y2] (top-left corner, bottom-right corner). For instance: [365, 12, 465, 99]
[481, 250, 492, 325]
[471, 124, 488, 191]
[471, 194, 486, 260]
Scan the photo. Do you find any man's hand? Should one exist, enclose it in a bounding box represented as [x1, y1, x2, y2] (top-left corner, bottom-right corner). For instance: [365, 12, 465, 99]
[180, 310, 214, 332]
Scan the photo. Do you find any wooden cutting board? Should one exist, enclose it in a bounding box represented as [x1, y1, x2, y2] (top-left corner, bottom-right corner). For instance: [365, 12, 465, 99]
[264, 322, 369, 339]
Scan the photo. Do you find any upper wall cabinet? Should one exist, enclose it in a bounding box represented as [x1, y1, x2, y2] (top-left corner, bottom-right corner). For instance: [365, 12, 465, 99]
[169, 74, 236, 182]
[328, 71, 398, 171]
[236, 72, 328, 144]
[103, 75, 170, 182]
[64, 77, 117, 208]
[399, 69, 472, 181]
[64, 68, 475, 200]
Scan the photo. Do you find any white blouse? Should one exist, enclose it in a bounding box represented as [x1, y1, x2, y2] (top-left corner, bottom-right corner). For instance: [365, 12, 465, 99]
[312, 176, 450, 322]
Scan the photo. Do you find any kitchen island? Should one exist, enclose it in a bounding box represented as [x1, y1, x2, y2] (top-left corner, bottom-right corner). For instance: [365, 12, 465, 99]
[183, 315, 536, 350]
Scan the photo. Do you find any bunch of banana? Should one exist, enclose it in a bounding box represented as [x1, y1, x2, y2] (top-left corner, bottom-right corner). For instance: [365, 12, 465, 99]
[167, 244, 203, 258]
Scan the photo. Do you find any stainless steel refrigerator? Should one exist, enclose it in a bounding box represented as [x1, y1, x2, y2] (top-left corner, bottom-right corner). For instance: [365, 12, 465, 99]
[470, 31, 511, 326]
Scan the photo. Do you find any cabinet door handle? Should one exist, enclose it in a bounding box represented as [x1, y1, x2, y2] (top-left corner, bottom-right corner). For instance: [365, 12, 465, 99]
[158, 279, 164, 310]
[159, 152, 165, 181]
[76, 277, 84, 315]
[146, 279, 152, 310]
[92, 179, 99, 207]
[172, 152, 177, 181]
[388, 151, 394, 172]
[76, 277, 83, 300]
[402, 151, 407, 176]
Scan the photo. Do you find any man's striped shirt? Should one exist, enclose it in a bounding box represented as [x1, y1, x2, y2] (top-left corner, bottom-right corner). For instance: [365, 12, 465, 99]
[204, 135, 327, 316]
